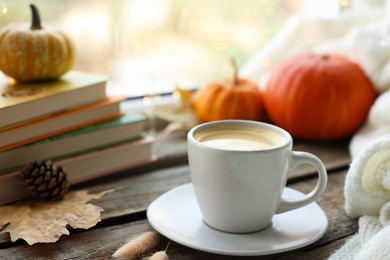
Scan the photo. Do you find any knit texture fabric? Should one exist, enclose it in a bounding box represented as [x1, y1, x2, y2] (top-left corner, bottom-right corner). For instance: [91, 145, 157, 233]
[331, 155, 390, 260]
[329, 216, 386, 259]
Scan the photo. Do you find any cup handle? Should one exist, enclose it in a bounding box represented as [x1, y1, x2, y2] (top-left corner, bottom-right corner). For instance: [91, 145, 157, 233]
[277, 151, 328, 214]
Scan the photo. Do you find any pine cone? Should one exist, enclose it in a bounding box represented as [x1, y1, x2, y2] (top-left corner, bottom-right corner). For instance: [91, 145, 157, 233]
[21, 160, 69, 201]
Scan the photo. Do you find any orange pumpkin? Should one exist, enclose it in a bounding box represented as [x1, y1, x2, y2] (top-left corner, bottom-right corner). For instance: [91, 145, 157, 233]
[192, 76, 263, 122]
[263, 53, 377, 140]
[0, 4, 75, 82]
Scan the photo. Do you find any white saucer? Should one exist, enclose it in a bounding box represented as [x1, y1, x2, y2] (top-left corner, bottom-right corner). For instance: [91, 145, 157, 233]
[147, 183, 328, 256]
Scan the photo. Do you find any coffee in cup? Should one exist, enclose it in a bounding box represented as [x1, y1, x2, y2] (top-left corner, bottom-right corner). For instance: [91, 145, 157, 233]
[194, 125, 286, 151]
[187, 120, 327, 233]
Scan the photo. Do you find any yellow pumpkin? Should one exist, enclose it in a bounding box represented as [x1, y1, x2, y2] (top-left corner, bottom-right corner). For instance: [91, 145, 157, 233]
[0, 4, 75, 82]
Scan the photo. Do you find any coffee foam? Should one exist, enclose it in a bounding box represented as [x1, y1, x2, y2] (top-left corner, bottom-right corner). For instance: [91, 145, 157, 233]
[194, 125, 286, 151]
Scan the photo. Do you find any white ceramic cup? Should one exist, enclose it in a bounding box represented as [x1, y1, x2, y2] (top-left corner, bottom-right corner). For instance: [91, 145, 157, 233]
[187, 120, 327, 233]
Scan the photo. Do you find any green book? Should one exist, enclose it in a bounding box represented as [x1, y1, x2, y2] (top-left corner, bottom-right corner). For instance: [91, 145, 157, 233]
[0, 111, 147, 172]
[0, 136, 154, 205]
[0, 70, 108, 128]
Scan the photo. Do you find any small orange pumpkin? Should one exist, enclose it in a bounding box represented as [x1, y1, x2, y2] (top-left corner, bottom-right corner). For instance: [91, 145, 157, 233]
[192, 61, 263, 122]
[263, 53, 377, 140]
[0, 4, 75, 82]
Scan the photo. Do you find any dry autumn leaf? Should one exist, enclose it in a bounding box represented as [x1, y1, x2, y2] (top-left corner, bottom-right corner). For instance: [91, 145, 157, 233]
[172, 87, 193, 105]
[0, 189, 113, 245]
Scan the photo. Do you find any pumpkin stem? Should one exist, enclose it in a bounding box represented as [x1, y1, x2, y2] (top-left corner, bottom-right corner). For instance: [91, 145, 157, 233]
[30, 4, 42, 30]
[320, 54, 329, 60]
[230, 58, 238, 86]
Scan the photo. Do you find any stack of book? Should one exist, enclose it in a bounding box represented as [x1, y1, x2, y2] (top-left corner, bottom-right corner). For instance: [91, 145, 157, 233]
[0, 71, 154, 205]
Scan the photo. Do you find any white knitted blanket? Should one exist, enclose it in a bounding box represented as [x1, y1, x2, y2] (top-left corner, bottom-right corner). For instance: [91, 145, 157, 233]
[327, 134, 390, 259]
[329, 216, 385, 260]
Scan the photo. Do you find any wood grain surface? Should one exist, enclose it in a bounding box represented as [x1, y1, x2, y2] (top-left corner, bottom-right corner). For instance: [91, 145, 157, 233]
[0, 130, 356, 259]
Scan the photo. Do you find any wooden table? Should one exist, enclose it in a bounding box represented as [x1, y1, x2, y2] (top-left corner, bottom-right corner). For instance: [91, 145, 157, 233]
[0, 126, 357, 259]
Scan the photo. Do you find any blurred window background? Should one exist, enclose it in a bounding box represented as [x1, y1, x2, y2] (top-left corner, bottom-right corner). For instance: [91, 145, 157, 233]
[0, 0, 342, 97]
